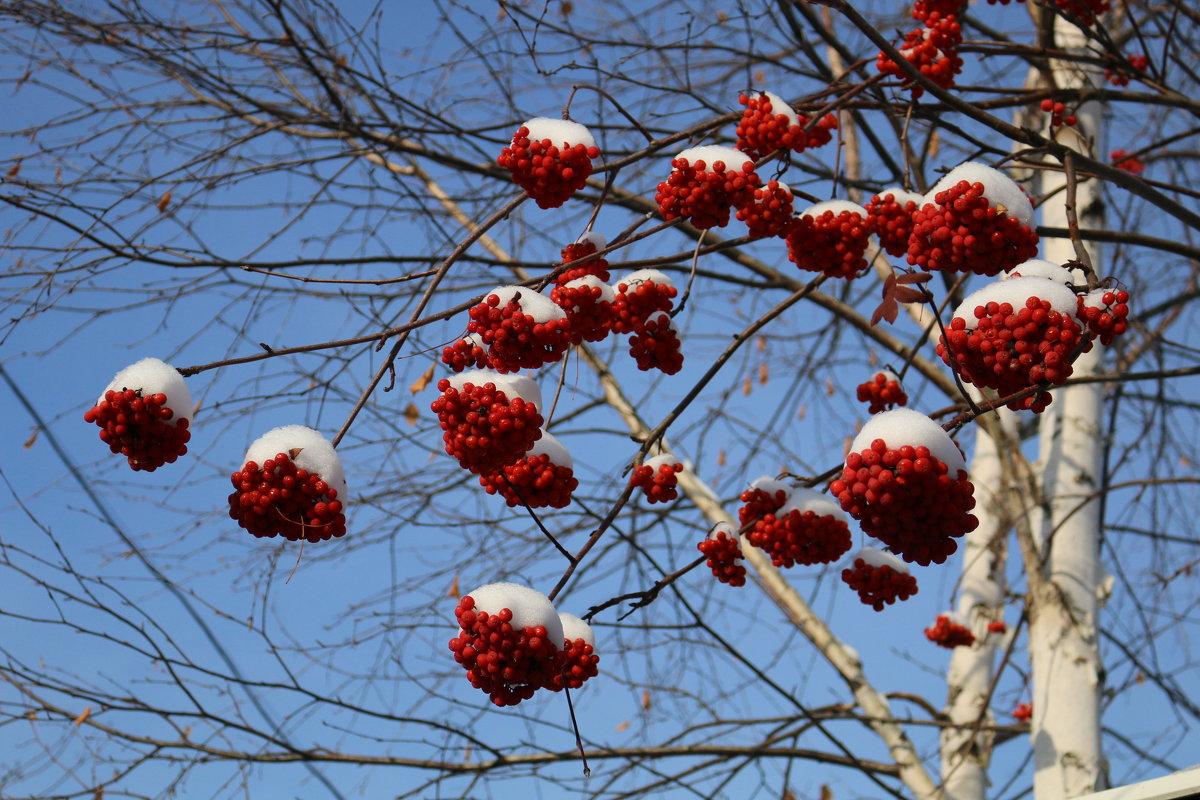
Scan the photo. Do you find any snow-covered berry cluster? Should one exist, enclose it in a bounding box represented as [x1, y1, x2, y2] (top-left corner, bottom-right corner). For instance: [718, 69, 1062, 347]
[551, 275, 615, 344]
[937, 277, 1086, 412]
[924, 613, 976, 648]
[630, 454, 683, 504]
[448, 584, 598, 706]
[856, 370, 908, 414]
[907, 163, 1038, 276]
[84, 358, 192, 472]
[628, 312, 684, 375]
[1079, 286, 1130, 346]
[785, 200, 871, 279]
[697, 522, 747, 587]
[1110, 149, 1145, 176]
[738, 476, 790, 527]
[1040, 98, 1077, 128]
[441, 333, 490, 373]
[467, 286, 572, 373]
[431, 371, 543, 474]
[830, 409, 977, 566]
[734, 91, 837, 161]
[736, 180, 795, 239]
[497, 118, 600, 209]
[865, 188, 924, 258]
[611, 270, 678, 334]
[227, 425, 347, 542]
[655, 145, 760, 230]
[876, 4, 965, 98]
[746, 487, 852, 568]
[556, 231, 610, 286]
[840, 547, 919, 611]
[478, 432, 577, 509]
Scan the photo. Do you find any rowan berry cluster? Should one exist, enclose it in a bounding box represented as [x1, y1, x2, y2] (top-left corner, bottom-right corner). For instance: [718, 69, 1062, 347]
[1013, 702, 1033, 722]
[1040, 98, 1077, 128]
[556, 238, 610, 286]
[467, 288, 573, 373]
[856, 371, 908, 414]
[431, 375, 543, 474]
[831, 438, 977, 566]
[865, 189, 923, 258]
[736, 180, 795, 239]
[85, 388, 191, 472]
[734, 91, 838, 161]
[924, 614, 976, 648]
[478, 451, 577, 509]
[747, 507, 851, 568]
[228, 452, 346, 542]
[441, 334, 489, 373]
[786, 201, 871, 279]
[1110, 149, 1145, 176]
[628, 312, 684, 375]
[697, 526, 747, 587]
[1079, 287, 1130, 346]
[876, 3, 965, 98]
[840, 556, 919, 611]
[611, 271, 678, 334]
[630, 456, 683, 504]
[550, 276, 615, 344]
[497, 118, 600, 209]
[655, 146, 760, 230]
[1105, 54, 1148, 87]
[907, 178, 1039, 276]
[449, 595, 564, 706]
[987, 620, 1008, 634]
[738, 480, 789, 527]
[546, 632, 601, 692]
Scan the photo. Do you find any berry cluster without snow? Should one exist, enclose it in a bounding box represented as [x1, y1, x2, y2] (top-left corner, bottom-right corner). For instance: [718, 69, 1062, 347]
[84, 357, 193, 472]
[477, 432, 577, 509]
[1110, 149, 1145, 176]
[840, 548, 919, 611]
[655, 145, 760, 230]
[786, 200, 871, 279]
[1105, 54, 1149, 87]
[697, 522, 747, 587]
[628, 312, 684, 375]
[1079, 286, 1130, 346]
[227, 425, 347, 543]
[866, 188, 924, 258]
[924, 613, 976, 648]
[441, 333, 490, 373]
[856, 370, 908, 414]
[876, 0, 966, 98]
[497, 118, 600, 209]
[431, 371, 544, 474]
[1040, 98, 1077, 129]
[630, 454, 684, 504]
[734, 91, 837, 161]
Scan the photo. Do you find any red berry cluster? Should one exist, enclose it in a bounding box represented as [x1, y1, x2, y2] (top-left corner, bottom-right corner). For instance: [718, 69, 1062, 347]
[925, 614, 976, 648]
[831, 439, 977, 565]
[865, 190, 922, 258]
[785, 204, 871, 279]
[908, 180, 1039, 275]
[467, 290, 572, 373]
[938, 296, 1086, 412]
[629, 459, 683, 504]
[655, 148, 760, 230]
[431, 378, 543, 474]
[448, 596, 562, 706]
[441, 336, 489, 373]
[840, 557, 919, 611]
[856, 372, 908, 414]
[876, 12, 964, 98]
[736, 180, 795, 239]
[1079, 287, 1130, 346]
[478, 452, 577, 509]
[550, 277, 614, 344]
[987, 620, 1007, 634]
[1040, 98, 1077, 128]
[747, 509, 851, 568]
[556, 238, 610, 286]
[734, 92, 838, 160]
[1110, 149, 1145, 176]
[629, 312, 684, 375]
[738, 483, 788, 527]
[84, 389, 191, 472]
[1013, 702, 1033, 722]
[1055, 0, 1110, 25]
[545, 635, 600, 691]
[227, 453, 346, 542]
[611, 273, 678, 334]
[697, 527, 747, 587]
[497, 123, 600, 209]
[1106, 54, 1148, 87]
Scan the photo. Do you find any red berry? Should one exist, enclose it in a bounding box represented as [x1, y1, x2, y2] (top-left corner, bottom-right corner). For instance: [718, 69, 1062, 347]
[924, 614, 975, 648]
[734, 91, 837, 161]
[556, 233, 610, 286]
[735, 179, 795, 239]
[1013, 702, 1033, 722]
[747, 488, 851, 568]
[610, 270, 677, 334]
[865, 189, 923, 258]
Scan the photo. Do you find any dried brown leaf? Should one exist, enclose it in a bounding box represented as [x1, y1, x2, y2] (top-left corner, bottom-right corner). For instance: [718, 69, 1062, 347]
[758, 362, 769, 385]
[23, 427, 38, 449]
[615, 720, 630, 732]
[447, 575, 460, 599]
[641, 689, 652, 710]
[156, 191, 172, 213]
[403, 402, 420, 426]
[6, 161, 19, 179]
[410, 363, 435, 394]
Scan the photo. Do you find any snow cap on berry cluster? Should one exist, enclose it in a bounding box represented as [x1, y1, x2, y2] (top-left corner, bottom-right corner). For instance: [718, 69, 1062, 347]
[446, 370, 542, 410]
[243, 425, 347, 502]
[644, 310, 679, 334]
[101, 358, 193, 423]
[575, 230, 607, 250]
[526, 431, 573, 470]
[465, 582, 565, 644]
[951, 276, 1079, 331]
[748, 475, 791, 496]
[563, 275, 616, 303]
[874, 368, 901, 384]
[852, 545, 911, 575]
[674, 145, 754, 172]
[876, 187, 924, 206]
[557, 612, 595, 647]
[521, 117, 597, 150]
[755, 90, 801, 127]
[617, 269, 674, 289]
[801, 199, 868, 220]
[849, 408, 966, 476]
[779, 486, 849, 524]
[927, 162, 1034, 229]
[484, 285, 568, 325]
[1005, 259, 1074, 284]
[644, 453, 682, 472]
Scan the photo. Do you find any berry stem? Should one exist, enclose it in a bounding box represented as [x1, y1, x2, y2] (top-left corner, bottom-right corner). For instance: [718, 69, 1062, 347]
[501, 473, 576, 564]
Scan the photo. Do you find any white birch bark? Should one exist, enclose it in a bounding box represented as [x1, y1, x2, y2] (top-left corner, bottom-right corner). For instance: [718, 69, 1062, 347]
[1028, 13, 1108, 799]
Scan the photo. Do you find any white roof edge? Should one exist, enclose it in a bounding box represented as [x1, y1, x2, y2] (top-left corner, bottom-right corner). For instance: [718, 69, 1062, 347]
[1076, 766, 1200, 800]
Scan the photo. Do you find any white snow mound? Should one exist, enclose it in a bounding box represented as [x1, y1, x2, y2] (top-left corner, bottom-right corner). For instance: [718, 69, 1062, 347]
[801, 199, 867, 219]
[244, 425, 347, 502]
[951, 276, 1079, 330]
[780, 486, 848, 523]
[1005, 259, 1073, 284]
[927, 162, 1035, 228]
[521, 117, 596, 150]
[675, 145, 753, 172]
[852, 546, 910, 574]
[484, 285, 567, 325]
[874, 187, 924, 206]
[756, 90, 800, 128]
[644, 453, 682, 471]
[101, 357, 193, 423]
[466, 582, 564, 642]
[564, 275, 616, 303]
[748, 475, 791, 497]
[446, 370, 542, 410]
[645, 310, 678, 333]
[527, 431, 573, 469]
[872, 368, 901, 385]
[557, 612, 596, 647]
[575, 230, 608, 251]
[849, 408, 966, 476]
[617, 269, 674, 289]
